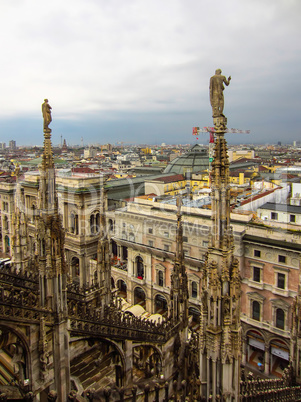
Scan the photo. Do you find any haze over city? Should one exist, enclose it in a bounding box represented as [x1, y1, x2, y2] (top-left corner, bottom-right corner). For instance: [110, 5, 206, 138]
[0, 0, 300, 146]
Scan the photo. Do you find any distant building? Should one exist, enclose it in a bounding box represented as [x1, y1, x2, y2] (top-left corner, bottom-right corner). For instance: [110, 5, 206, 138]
[9, 140, 16, 150]
[0, 142, 6, 149]
[258, 202, 301, 225]
[84, 146, 97, 158]
[61, 138, 68, 153]
[291, 183, 301, 206]
[228, 149, 255, 162]
[101, 143, 112, 153]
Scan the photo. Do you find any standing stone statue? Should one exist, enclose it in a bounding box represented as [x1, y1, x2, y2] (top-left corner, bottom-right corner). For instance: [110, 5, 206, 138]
[42, 99, 52, 130]
[209, 69, 231, 118]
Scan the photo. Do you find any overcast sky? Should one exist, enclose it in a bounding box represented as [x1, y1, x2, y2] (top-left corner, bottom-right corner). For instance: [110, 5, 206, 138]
[0, 0, 300, 146]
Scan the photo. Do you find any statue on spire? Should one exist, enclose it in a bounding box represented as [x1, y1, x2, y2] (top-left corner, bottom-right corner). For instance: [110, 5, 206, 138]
[209, 69, 231, 119]
[42, 99, 52, 131]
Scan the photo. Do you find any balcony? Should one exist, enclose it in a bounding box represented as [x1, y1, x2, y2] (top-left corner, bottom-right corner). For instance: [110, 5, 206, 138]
[111, 258, 128, 272]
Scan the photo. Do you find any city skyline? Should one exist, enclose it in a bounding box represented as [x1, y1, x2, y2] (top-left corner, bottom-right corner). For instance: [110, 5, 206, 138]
[0, 0, 300, 146]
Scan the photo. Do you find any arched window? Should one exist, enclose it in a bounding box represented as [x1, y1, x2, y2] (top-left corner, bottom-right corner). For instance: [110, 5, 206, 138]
[129, 232, 135, 242]
[70, 213, 75, 233]
[95, 213, 100, 234]
[191, 281, 198, 298]
[4, 235, 10, 253]
[90, 214, 95, 234]
[252, 301, 260, 321]
[158, 271, 164, 287]
[136, 256, 144, 279]
[111, 240, 117, 258]
[90, 211, 100, 235]
[31, 204, 36, 223]
[3, 216, 8, 230]
[122, 246, 128, 261]
[70, 213, 79, 234]
[276, 308, 285, 329]
[109, 219, 114, 232]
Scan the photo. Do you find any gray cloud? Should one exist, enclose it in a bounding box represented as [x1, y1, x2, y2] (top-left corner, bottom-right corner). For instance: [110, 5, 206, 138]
[0, 0, 300, 144]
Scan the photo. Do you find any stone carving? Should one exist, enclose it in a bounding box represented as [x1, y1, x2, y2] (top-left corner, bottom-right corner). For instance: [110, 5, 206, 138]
[42, 99, 52, 130]
[209, 69, 231, 118]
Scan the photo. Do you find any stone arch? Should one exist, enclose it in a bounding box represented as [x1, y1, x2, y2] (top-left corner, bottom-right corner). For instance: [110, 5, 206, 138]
[0, 323, 31, 390]
[134, 286, 146, 308]
[268, 337, 290, 376]
[116, 279, 127, 298]
[132, 343, 163, 379]
[188, 306, 201, 328]
[131, 342, 163, 361]
[245, 329, 266, 368]
[154, 293, 168, 316]
[268, 336, 290, 351]
[69, 337, 126, 390]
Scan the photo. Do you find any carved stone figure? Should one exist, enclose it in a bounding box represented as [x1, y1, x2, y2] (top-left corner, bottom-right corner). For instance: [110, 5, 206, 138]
[42, 99, 52, 130]
[209, 69, 231, 118]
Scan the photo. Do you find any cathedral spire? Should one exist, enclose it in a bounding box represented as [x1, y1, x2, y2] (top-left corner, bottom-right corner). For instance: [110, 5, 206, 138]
[170, 196, 188, 325]
[97, 177, 112, 307]
[38, 99, 57, 214]
[11, 164, 29, 272]
[36, 99, 70, 399]
[199, 72, 241, 401]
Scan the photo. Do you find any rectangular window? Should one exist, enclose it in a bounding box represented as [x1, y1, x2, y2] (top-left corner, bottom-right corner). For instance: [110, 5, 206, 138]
[290, 214, 296, 223]
[203, 241, 209, 248]
[163, 232, 169, 238]
[158, 271, 164, 287]
[271, 212, 278, 220]
[183, 236, 188, 242]
[254, 250, 261, 258]
[253, 267, 261, 282]
[148, 240, 153, 247]
[164, 244, 169, 252]
[277, 273, 285, 289]
[148, 228, 153, 234]
[276, 308, 285, 329]
[278, 255, 286, 264]
[252, 301, 260, 321]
